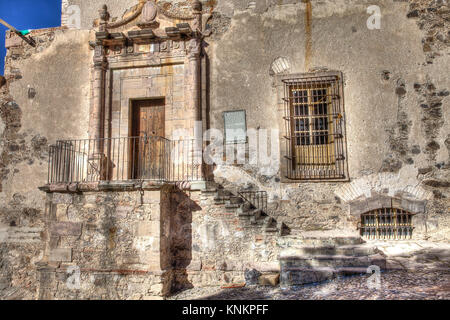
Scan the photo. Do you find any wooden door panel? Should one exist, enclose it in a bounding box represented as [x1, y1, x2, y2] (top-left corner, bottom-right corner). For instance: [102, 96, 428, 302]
[131, 99, 165, 180]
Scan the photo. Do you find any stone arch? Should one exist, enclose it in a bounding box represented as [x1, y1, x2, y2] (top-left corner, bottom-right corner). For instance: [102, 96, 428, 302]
[348, 193, 426, 217]
[348, 191, 427, 240]
[335, 172, 433, 203]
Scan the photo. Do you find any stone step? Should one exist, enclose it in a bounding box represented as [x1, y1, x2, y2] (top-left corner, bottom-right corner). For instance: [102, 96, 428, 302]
[278, 235, 364, 247]
[231, 196, 244, 204]
[214, 196, 230, 203]
[224, 203, 240, 210]
[279, 253, 386, 269]
[201, 188, 218, 194]
[280, 266, 370, 286]
[216, 189, 234, 197]
[237, 208, 252, 217]
[279, 244, 378, 257]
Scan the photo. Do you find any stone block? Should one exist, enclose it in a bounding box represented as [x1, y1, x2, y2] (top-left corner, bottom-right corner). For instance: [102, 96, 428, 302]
[258, 273, 280, 286]
[401, 199, 426, 214]
[349, 199, 368, 216]
[247, 262, 280, 273]
[55, 204, 69, 221]
[5, 34, 24, 48]
[186, 260, 202, 271]
[120, 253, 140, 265]
[244, 269, 261, 285]
[143, 191, 160, 204]
[84, 194, 97, 204]
[67, 184, 78, 192]
[149, 284, 164, 295]
[49, 248, 73, 262]
[367, 195, 389, 211]
[136, 221, 160, 236]
[115, 206, 133, 218]
[426, 219, 439, 232]
[52, 193, 73, 204]
[50, 222, 82, 236]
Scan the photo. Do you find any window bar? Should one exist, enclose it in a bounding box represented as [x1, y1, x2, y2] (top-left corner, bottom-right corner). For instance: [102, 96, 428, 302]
[59, 142, 64, 183]
[48, 146, 52, 183]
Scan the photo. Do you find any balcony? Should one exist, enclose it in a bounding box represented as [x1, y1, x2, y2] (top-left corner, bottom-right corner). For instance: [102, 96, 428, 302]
[46, 136, 206, 190]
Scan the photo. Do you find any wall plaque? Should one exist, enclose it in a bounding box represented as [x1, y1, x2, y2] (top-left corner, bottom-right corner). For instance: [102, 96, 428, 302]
[223, 110, 247, 144]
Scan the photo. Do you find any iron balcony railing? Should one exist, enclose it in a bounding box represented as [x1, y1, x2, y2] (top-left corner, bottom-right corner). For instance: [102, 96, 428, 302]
[47, 136, 204, 184]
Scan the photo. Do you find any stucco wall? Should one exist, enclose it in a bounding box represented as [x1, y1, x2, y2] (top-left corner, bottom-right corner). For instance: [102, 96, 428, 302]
[1, 28, 92, 207]
[0, 28, 92, 299]
[206, 0, 448, 175]
[203, 0, 449, 239]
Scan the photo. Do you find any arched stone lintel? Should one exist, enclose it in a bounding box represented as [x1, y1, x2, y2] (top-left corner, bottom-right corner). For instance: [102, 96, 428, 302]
[349, 193, 426, 216]
[335, 173, 433, 203]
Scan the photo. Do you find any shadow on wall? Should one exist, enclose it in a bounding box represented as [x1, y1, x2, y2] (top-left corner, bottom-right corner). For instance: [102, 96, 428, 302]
[163, 188, 202, 295]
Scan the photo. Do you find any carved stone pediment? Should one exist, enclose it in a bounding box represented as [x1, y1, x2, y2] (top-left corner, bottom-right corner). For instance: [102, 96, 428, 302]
[94, 0, 203, 50]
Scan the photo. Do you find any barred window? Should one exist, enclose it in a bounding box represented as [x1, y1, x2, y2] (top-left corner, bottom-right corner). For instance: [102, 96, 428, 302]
[360, 208, 415, 240]
[283, 73, 347, 180]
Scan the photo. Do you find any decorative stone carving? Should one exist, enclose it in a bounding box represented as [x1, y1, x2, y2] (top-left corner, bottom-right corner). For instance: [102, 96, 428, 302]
[160, 41, 170, 52]
[157, 1, 195, 20]
[99, 5, 110, 22]
[105, 1, 146, 29]
[173, 41, 181, 50]
[188, 38, 201, 60]
[192, 0, 202, 12]
[138, 0, 159, 29]
[191, 0, 203, 32]
[99, 5, 110, 31]
[94, 45, 104, 57]
[143, 0, 157, 21]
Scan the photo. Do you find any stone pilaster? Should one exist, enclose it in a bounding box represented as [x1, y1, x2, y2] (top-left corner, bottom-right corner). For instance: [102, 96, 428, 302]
[186, 38, 203, 181]
[188, 38, 202, 122]
[89, 45, 107, 153]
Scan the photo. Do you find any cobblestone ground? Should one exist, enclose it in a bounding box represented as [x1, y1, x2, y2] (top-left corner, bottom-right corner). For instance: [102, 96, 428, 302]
[168, 270, 450, 300]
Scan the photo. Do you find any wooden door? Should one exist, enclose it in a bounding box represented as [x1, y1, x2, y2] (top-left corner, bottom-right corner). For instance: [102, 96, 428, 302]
[131, 99, 165, 180]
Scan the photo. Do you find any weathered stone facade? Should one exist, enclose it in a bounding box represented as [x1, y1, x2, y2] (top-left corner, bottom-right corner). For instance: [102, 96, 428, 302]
[0, 0, 448, 299]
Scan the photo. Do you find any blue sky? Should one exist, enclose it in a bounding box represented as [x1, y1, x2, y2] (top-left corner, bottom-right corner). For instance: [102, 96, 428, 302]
[0, 0, 61, 75]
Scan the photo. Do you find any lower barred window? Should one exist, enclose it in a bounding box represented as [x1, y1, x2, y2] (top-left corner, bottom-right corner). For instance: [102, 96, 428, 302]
[360, 208, 415, 240]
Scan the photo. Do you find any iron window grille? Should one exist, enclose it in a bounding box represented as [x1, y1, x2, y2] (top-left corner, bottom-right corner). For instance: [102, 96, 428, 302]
[282, 73, 347, 180]
[359, 208, 415, 240]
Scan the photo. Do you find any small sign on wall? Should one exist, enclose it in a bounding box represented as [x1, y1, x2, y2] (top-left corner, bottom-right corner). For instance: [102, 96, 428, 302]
[223, 110, 247, 144]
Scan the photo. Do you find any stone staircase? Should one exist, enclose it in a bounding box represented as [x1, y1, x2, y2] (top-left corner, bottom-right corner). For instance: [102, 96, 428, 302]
[200, 184, 280, 234]
[278, 233, 387, 287]
[200, 183, 387, 288]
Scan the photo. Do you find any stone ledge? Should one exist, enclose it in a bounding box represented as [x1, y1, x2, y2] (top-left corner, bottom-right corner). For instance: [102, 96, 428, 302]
[40, 181, 209, 193]
[36, 265, 167, 276]
[40, 181, 163, 193]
